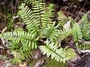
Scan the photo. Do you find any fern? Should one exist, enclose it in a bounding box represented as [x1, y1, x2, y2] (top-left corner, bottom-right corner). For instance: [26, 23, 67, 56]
[0, 1, 56, 62]
[42, 23, 60, 42]
[0, 0, 83, 63]
[0, 29, 39, 61]
[79, 14, 90, 40]
[82, 23, 90, 40]
[39, 40, 76, 63]
[0, 30, 38, 49]
[79, 14, 88, 28]
[39, 40, 68, 63]
[60, 29, 72, 40]
[18, 2, 54, 34]
[32, 1, 53, 28]
[71, 22, 82, 42]
[18, 3, 40, 35]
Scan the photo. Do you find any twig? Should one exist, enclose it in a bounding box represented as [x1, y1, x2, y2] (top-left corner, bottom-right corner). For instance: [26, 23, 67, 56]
[79, 40, 90, 45]
[0, 12, 11, 20]
[80, 50, 90, 53]
[80, 0, 88, 12]
[72, 0, 78, 14]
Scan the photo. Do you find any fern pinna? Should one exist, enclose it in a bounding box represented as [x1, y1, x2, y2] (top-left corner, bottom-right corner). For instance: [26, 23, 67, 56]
[0, 0, 83, 63]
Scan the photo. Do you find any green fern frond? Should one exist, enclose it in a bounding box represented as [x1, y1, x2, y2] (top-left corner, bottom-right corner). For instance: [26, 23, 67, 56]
[19, 48, 31, 60]
[82, 23, 90, 40]
[18, 2, 54, 34]
[46, 4, 55, 18]
[42, 23, 72, 43]
[18, 3, 40, 35]
[85, 23, 90, 33]
[0, 30, 38, 50]
[43, 24, 60, 42]
[79, 14, 88, 28]
[71, 23, 82, 42]
[39, 40, 69, 63]
[59, 29, 72, 40]
[79, 14, 90, 40]
[0, 29, 38, 61]
[82, 31, 90, 40]
[32, 1, 53, 28]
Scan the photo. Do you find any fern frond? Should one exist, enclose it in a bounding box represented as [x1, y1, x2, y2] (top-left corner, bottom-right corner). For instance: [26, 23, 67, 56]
[79, 14, 88, 28]
[18, 2, 54, 34]
[81, 23, 90, 40]
[42, 22, 72, 43]
[79, 14, 90, 40]
[59, 29, 72, 40]
[82, 30, 90, 40]
[42, 24, 60, 42]
[32, 1, 53, 28]
[39, 40, 69, 63]
[71, 23, 82, 42]
[18, 3, 40, 35]
[0, 30, 38, 50]
[19, 48, 31, 60]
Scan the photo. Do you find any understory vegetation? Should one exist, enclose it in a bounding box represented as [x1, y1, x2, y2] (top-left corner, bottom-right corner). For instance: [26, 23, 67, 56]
[0, 0, 90, 67]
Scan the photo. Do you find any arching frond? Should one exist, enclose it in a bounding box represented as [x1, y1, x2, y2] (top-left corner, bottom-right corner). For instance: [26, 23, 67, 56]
[18, 3, 40, 36]
[0, 30, 38, 50]
[39, 40, 69, 63]
[39, 40, 76, 63]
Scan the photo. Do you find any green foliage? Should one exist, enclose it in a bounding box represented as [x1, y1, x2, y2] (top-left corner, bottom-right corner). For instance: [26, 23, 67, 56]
[39, 40, 68, 63]
[76, 42, 90, 50]
[18, 3, 40, 35]
[79, 14, 90, 40]
[0, 1, 56, 62]
[24, 0, 35, 4]
[71, 22, 82, 42]
[10, 57, 21, 64]
[39, 40, 76, 63]
[1, 0, 89, 64]
[78, 44, 90, 50]
[0, 29, 38, 49]
[0, 2, 76, 63]
[42, 24, 60, 42]
[60, 28, 72, 40]
[32, 1, 53, 28]
[0, 29, 38, 60]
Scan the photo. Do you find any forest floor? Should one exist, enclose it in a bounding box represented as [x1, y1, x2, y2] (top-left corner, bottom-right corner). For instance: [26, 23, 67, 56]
[0, 0, 90, 67]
